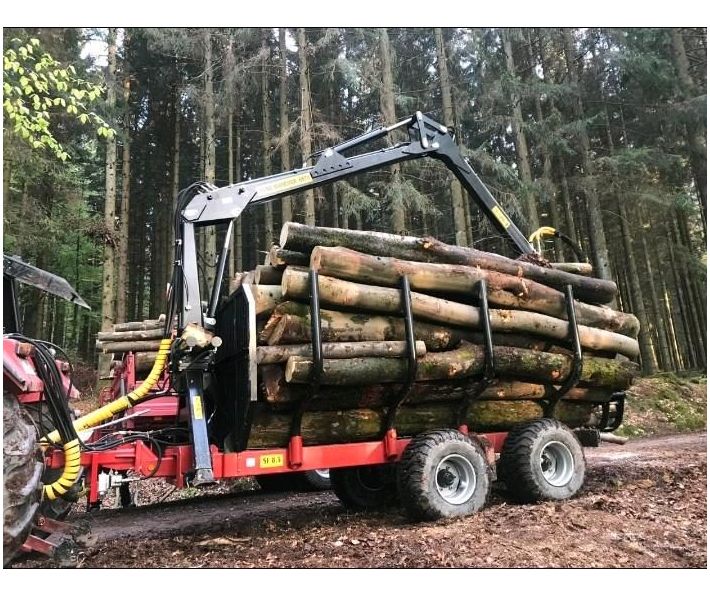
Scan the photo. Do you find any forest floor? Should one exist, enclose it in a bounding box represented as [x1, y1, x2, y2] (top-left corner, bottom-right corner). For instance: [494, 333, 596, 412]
[12, 432, 706, 569]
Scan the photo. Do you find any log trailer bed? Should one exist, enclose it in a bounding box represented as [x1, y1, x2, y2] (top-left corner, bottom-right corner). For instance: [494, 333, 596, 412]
[4, 112, 630, 564]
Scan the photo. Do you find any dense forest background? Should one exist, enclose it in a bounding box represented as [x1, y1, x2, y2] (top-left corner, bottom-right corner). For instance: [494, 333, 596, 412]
[2, 27, 707, 376]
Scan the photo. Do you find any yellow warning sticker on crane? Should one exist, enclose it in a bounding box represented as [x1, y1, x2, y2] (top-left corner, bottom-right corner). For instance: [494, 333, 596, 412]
[256, 172, 312, 197]
[491, 205, 511, 229]
[192, 395, 204, 420]
[259, 454, 284, 468]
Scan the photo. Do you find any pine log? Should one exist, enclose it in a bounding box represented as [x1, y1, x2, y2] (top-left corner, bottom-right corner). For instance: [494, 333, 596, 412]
[284, 342, 637, 389]
[550, 262, 593, 276]
[279, 222, 617, 303]
[247, 400, 597, 448]
[256, 340, 426, 364]
[310, 247, 639, 336]
[250, 285, 283, 317]
[282, 269, 640, 357]
[134, 351, 158, 373]
[260, 303, 471, 350]
[268, 246, 309, 268]
[259, 365, 611, 408]
[260, 302, 581, 355]
[255, 265, 284, 285]
[97, 328, 165, 342]
[98, 339, 163, 354]
[112, 315, 165, 332]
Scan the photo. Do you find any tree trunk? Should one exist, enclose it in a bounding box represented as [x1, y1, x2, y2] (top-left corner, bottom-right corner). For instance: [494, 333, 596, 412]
[280, 223, 618, 303]
[279, 28, 293, 225]
[434, 28, 468, 247]
[260, 366, 609, 409]
[297, 28, 316, 225]
[257, 340, 426, 365]
[502, 28, 539, 232]
[378, 27, 406, 234]
[562, 29, 614, 287]
[203, 28, 217, 289]
[101, 28, 118, 333]
[247, 400, 596, 448]
[615, 197, 657, 373]
[97, 339, 163, 354]
[116, 75, 131, 324]
[281, 270, 640, 357]
[283, 342, 637, 389]
[261, 29, 274, 248]
[310, 246, 639, 336]
[670, 28, 707, 227]
[97, 328, 165, 342]
[640, 231, 672, 371]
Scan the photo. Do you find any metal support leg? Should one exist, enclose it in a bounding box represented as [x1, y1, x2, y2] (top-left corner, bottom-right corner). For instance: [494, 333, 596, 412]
[543, 284, 583, 418]
[289, 269, 323, 468]
[185, 370, 214, 484]
[383, 276, 418, 457]
[457, 279, 495, 433]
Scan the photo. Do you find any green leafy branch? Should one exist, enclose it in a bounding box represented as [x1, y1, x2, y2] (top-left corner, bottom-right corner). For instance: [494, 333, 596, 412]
[3, 37, 115, 161]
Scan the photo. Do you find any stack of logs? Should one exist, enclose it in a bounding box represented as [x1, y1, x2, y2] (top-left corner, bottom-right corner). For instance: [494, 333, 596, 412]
[238, 223, 640, 448]
[96, 223, 641, 449]
[96, 314, 166, 377]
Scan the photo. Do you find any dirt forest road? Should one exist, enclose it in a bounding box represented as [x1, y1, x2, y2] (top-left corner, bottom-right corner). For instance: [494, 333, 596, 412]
[16, 432, 707, 568]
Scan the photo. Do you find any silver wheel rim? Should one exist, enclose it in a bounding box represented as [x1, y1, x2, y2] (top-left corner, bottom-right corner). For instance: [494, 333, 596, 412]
[313, 469, 330, 481]
[435, 454, 477, 505]
[540, 441, 575, 487]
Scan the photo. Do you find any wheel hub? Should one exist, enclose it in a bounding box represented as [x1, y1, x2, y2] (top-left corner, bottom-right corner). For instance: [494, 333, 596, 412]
[539, 441, 575, 487]
[434, 454, 477, 505]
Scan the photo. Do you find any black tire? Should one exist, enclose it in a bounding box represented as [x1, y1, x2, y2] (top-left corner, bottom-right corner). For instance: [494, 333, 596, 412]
[301, 469, 331, 491]
[497, 418, 585, 503]
[397, 429, 491, 521]
[3, 392, 43, 566]
[330, 465, 397, 511]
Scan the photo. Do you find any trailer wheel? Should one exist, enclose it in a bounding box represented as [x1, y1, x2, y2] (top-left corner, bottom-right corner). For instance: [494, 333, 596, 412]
[397, 429, 491, 521]
[498, 418, 585, 503]
[302, 469, 331, 491]
[3, 391, 44, 566]
[330, 465, 397, 511]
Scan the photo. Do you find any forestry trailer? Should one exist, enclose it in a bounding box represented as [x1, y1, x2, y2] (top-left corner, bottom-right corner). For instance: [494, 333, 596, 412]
[3, 112, 629, 565]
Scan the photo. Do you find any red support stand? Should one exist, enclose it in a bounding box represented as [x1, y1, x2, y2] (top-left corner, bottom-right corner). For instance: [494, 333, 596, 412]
[288, 435, 303, 469]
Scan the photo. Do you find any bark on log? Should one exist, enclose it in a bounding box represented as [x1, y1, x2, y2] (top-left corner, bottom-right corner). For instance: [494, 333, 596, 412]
[260, 302, 471, 350]
[259, 364, 611, 408]
[112, 315, 165, 332]
[254, 265, 284, 285]
[550, 262, 593, 276]
[284, 342, 637, 390]
[256, 340, 426, 364]
[282, 269, 640, 357]
[98, 340, 163, 354]
[247, 400, 596, 448]
[97, 328, 165, 342]
[279, 222, 617, 303]
[268, 246, 309, 268]
[310, 247, 639, 336]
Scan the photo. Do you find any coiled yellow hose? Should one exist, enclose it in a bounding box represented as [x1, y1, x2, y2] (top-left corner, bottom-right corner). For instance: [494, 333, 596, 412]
[42, 338, 173, 499]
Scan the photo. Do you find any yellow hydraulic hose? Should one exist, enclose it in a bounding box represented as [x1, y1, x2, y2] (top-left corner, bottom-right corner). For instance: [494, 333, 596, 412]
[43, 439, 81, 500]
[528, 226, 557, 253]
[41, 338, 173, 499]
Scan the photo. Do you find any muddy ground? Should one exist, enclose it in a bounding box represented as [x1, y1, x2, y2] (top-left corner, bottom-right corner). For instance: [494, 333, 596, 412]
[13, 431, 706, 569]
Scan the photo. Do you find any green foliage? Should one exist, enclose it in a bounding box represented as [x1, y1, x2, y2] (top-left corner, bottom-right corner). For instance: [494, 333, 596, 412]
[3, 37, 114, 161]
